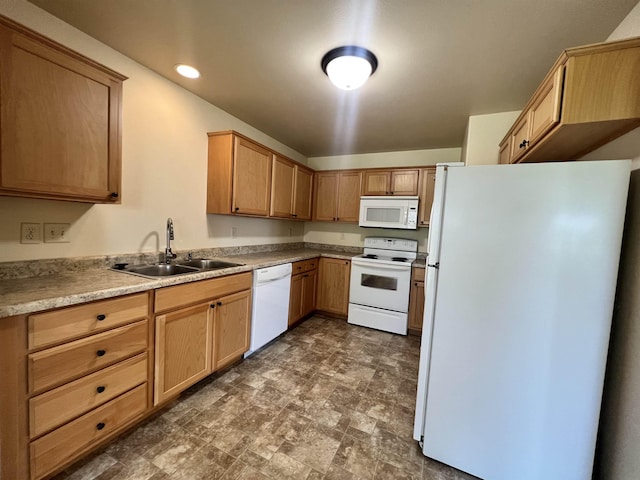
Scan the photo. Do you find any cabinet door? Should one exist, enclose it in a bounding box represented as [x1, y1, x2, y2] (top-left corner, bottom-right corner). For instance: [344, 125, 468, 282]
[390, 170, 419, 195]
[313, 172, 339, 221]
[528, 66, 564, 148]
[362, 171, 390, 195]
[232, 136, 272, 216]
[301, 270, 318, 317]
[408, 280, 425, 332]
[317, 258, 351, 316]
[498, 138, 512, 165]
[288, 274, 304, 326]
[418, 168, 436, 227]
[154, 304, 212, 405]
[336, 172, 362, 222]
[212, 290, 251, 371]
[293, 166, 313, 220]
[509, 114, 531, 163]
[0, 24, 123, 202]
[270, 156, 295, 218]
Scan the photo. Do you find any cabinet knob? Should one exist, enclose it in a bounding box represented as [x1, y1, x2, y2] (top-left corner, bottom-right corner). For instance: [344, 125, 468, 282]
[96, 422, 106, 430]
[217, 301, 222, 306]
[110, 192, 119, 199]
[96, 349, 106, 357]
[292, 214, 297, 217]
[336, 217, 339, 221]
[96, 314, 106, 321]
[519, 139, 529, 149]
[303, 274, 309, 277]
[210, 304, 216, 309]
[235, 207, 240, 212]
[96, 386, 106, 393]
[333, 217, 336, 221]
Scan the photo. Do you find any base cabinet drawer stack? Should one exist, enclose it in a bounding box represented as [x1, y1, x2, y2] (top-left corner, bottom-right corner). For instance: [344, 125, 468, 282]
[25, 292, 151, 480]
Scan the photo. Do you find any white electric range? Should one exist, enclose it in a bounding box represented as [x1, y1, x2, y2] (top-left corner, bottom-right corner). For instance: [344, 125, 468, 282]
[348, 237, 418, 335]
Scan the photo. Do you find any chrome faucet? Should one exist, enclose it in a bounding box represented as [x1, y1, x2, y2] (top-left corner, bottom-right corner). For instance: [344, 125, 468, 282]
[165, 217, 177, 264]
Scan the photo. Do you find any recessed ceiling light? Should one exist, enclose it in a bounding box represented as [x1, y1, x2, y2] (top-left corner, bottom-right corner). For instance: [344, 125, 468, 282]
[321, 46, 378, 90]
[175, 64, 200, 79]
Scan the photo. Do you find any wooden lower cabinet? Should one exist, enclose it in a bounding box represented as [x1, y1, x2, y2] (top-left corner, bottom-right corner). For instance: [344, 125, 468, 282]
[154, 303, 213, 405]
[316, 258, 351, 317]
[289, 259, 318, 326]
[408, 268, 425, 334]
[212, 290, 252, 371]
[153, 272, 253, 405]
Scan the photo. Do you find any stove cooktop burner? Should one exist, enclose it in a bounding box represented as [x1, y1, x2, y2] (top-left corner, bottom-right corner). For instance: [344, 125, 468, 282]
[391, 257, 408, 262]
[362, 254, 378, 259]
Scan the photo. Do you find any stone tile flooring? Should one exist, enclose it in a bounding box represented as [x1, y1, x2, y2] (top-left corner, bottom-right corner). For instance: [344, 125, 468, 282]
[54, 316, 478, 480]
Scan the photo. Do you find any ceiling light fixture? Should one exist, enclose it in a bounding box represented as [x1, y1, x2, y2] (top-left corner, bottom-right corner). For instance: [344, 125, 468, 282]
[321, 46, 378, 91]
[175, 64, 201, 79]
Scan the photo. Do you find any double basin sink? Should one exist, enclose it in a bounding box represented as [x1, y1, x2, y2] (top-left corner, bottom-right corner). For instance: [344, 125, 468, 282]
[113, 258, 244, 279]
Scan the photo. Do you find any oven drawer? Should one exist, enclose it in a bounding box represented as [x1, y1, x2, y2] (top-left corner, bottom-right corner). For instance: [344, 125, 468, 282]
[348, 303, 408, 335]
[30, 384, 147, 480]
[29, 353, 148, 438]
[28, 320, 148, 393]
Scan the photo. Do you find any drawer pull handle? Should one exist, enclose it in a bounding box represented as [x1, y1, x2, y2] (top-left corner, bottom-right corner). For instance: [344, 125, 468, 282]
[96, 386, 106, 393]
[96, 422, 106, 430]
[96, 314, 106, 321]
[96, 349, 106, 357]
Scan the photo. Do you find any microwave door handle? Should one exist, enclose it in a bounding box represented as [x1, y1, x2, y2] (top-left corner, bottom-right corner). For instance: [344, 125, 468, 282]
[404, 207, 409, 225]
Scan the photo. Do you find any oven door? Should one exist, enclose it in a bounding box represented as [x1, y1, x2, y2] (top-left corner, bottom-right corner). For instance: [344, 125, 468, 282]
[349, 259, 412, 313]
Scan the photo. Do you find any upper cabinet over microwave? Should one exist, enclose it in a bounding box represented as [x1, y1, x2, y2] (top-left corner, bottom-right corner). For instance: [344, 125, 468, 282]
[0, 16, 126, 203]
[359, 196, 419, 230]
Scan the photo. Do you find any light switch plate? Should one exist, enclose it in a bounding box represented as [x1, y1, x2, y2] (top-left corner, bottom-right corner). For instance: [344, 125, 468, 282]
[44, 223, 71, 243]
[20, 223, 42, 244]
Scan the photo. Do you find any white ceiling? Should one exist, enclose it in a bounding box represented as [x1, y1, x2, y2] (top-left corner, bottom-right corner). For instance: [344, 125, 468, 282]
[28, 0, 638, 157]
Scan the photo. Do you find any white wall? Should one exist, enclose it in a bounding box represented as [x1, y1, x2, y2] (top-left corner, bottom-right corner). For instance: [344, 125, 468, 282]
[462, 111, 521, 165]
[308, 148, 461, 171]
[0, 0, 308, 262]
[593, 2, 640, 479]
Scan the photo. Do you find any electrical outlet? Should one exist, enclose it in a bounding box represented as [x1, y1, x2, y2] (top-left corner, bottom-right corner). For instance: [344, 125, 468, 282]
[44, 223, 71, 243]
[231, 227, 237, 238]
[20, 223, 42, 244]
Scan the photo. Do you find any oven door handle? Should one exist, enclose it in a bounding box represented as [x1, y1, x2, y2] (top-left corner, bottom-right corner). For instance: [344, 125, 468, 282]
[351, 259, 411, 271]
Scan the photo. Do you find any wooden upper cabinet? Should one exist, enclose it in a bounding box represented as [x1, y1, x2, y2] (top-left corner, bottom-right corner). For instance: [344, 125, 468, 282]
[362, 169, 419, 196]
[0, 17, 125, 203]
[313, 171, 362, 222]
[336, 171, 362, 222]
[498, 137, 512, 165]
[293, 166, 313, 220]
[233, 136, 273, 216]
[270, 156, 313, 220]
[270, 155, 295, 218]
[418, 168, 436, 227]
[499, 37, 640, 164]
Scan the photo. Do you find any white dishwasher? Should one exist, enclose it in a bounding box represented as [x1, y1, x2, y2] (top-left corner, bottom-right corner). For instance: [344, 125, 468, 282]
[245, 263, 292, 356]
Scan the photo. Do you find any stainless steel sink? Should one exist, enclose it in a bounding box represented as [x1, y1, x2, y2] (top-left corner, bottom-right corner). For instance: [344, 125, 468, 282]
[126, 264, 200, 277]
[112, 258, 244, 279]
[177, 259, 243, 270]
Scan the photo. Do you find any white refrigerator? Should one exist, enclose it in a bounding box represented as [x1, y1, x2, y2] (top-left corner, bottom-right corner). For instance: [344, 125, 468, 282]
[413, 160, 630, 480]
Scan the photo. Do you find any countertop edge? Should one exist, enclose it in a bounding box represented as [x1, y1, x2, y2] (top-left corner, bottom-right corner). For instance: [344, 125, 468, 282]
[0, 250, 353, 318]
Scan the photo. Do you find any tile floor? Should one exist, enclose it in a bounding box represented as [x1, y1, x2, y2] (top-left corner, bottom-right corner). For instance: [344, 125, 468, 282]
[53, 315, 478, 480]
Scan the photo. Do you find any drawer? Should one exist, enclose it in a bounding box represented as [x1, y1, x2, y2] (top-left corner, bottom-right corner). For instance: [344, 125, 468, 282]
[29, 293, 148, 350]
[30, 384, 147, 480]
[155, 272, 252, 313]
[28, 320, 148, 393]
[29, 353, 148, 438]
[412, 267, 425, 282]
[292, 258, 318, 275]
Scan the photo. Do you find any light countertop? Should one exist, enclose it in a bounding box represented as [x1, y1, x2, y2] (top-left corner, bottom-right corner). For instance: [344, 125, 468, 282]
[0, 249, 353, 318]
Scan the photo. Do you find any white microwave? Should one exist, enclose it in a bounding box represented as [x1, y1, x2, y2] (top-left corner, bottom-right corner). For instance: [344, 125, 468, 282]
[359, 196, 419, 229]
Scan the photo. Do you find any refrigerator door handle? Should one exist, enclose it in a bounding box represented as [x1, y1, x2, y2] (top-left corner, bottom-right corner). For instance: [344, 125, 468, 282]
[427, 262, 439, 269]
